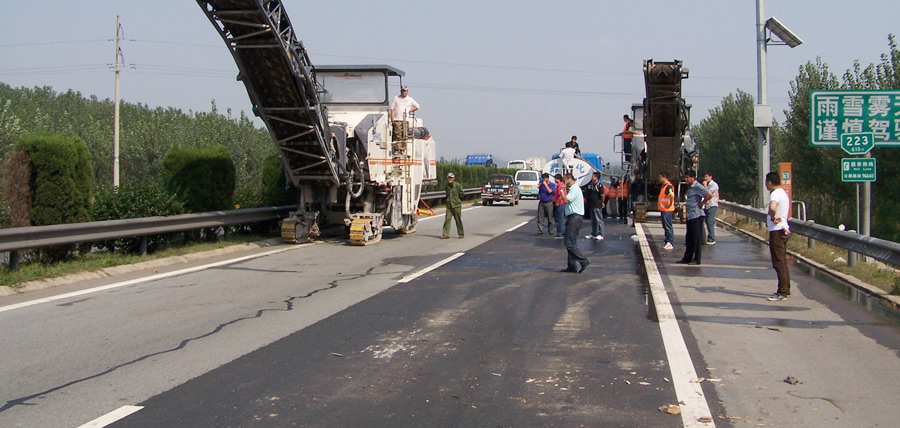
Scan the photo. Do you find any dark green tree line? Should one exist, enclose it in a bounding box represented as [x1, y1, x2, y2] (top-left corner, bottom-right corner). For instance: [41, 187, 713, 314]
[0, 84, 275, 207]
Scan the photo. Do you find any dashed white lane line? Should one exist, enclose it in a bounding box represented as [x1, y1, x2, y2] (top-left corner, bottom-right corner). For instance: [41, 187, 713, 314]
[505, 221, 529, 232]
[77, 405, 143, 428]
[635, 224, 716, 427]
[0, 244, 313, 314]
[398, 252, 465, 283]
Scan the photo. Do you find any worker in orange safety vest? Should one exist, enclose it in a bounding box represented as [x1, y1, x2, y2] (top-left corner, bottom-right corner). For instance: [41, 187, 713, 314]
[617, 180, 629, 219]
[658, 172, 676, 249]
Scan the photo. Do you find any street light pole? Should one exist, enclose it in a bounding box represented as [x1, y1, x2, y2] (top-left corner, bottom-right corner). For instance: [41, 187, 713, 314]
[755, 0, 770, 209]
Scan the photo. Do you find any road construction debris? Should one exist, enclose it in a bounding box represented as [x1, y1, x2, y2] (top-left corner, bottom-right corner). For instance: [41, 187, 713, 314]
[784, 375, 801, 385]
[330, 352, 343, 357]
[659, 404, 682, 415]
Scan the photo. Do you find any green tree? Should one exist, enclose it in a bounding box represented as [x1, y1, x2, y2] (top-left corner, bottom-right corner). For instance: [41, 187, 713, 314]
[162, 145, 235, 213]
[692, 89, 760, 203]
[774, 57, 847, 226]
[838, 34, 900, 240]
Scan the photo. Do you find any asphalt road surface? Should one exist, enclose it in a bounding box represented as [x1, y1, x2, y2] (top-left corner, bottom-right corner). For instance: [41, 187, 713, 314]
[3, 198, 899, 428]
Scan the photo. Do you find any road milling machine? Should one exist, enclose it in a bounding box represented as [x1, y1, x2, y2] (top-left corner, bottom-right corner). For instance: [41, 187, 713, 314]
[197, 0, 437, 245]
[614, 59, 698, 222]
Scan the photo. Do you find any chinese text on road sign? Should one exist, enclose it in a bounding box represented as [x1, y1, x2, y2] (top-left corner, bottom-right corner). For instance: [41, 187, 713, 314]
[810, 90, 900, 147]
[841, 158, 876, 182]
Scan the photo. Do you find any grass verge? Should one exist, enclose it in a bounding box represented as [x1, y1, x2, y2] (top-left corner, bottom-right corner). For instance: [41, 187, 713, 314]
[0, 233, 274, 289]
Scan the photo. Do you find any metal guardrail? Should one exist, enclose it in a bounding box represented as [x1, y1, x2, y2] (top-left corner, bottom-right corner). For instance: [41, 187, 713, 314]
[0, 205, 297, 255]
[420, 188, 482, 200]
[0, 189, 484, 269]
[718, 200, 900, 268]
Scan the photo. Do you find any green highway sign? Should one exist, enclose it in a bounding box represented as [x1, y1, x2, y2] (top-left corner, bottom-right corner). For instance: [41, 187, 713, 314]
[810, 90, 900, 147]
[841, 158, 876, 182]
[840, 132, 874, 155]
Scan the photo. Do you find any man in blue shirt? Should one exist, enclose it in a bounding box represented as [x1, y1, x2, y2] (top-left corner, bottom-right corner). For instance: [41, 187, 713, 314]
[536, 173, 556, 235]
[677, 170, 712, 265]
[560, 173, 590, 273]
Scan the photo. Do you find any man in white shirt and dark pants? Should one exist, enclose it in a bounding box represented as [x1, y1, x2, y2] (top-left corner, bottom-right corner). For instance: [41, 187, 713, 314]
[559, 173, 590, 273]
[702, 172, 720, 245]
[390, 85, 418, 141]
[765, 171, 792, 301]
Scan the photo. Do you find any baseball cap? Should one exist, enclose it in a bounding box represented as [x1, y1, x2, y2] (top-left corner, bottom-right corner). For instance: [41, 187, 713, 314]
[446, 172, 455, 178]
[400, 85, 408, 91]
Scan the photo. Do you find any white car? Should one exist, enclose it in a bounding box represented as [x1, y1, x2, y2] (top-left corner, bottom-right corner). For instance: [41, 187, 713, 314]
[514, 170, 541, 198]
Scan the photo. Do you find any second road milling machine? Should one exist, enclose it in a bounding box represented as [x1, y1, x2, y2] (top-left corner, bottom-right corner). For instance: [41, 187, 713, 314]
[614, 59, 699, 222]
[197, 0, 437, 245]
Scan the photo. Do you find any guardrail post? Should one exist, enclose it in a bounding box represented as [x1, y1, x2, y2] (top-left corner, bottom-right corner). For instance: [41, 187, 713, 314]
[139, 237, 148, 257]
[224, 226, 231, 241]
[9, 251, 19, 271]
[807, 220, 816, 249]
[847, 230, 857, 267]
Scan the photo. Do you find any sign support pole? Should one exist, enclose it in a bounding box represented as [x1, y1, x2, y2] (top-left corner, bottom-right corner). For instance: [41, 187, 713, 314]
[862, 151, 871, 237]
[755, 0, 770, 209]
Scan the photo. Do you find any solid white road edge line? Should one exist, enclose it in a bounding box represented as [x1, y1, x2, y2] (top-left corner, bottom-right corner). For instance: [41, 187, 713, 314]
[0, 243, 313, 314]
[77, 405, 143, 428]
[635, 224, 716, 428]
[398, 252, 465, 283]
[505, 221, 529, 232]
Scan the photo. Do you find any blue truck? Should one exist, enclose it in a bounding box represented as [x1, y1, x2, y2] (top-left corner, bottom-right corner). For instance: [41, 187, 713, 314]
[466, 154, 495, 167]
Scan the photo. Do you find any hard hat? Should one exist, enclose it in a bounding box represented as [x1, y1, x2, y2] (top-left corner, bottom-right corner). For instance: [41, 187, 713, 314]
[401, 85, 409, 91]
[447, 172, 455, 178]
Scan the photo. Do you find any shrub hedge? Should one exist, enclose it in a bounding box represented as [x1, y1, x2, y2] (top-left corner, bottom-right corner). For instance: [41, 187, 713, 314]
[162, 145, 235, 213]
[91, 182, 184, 253]
[13, 135, 93, 261]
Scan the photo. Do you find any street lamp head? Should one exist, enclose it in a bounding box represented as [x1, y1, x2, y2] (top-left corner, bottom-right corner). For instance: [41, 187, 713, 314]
[765, 17, 803, 48]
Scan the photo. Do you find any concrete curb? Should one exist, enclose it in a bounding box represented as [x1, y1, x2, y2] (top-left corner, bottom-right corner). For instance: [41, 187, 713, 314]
[0, 238, 285, 298]
[718, 218, 900, 312]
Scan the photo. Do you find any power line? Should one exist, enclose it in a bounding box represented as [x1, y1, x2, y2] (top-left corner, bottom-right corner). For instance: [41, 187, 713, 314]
[0, 39, 109, 48]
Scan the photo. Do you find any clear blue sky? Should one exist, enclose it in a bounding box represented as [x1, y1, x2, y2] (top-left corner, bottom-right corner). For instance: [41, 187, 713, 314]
[1, 1, 897, 166]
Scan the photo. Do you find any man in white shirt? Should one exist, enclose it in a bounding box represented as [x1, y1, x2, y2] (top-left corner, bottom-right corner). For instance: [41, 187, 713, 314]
[390, 85, 419, 141]
[765, 171, 792, 301]
[702, 172, 720, 245]
[560, 173, 590, 273]
[559, 142, 577, 172]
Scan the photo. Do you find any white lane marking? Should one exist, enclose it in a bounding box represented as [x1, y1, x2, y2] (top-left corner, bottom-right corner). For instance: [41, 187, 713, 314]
[0, 244, 312, 314]
[77, 405, 143, 428]
[398, 252, 465, 283]
[505, 221, 529, 232]
[635, 224, 716, 427]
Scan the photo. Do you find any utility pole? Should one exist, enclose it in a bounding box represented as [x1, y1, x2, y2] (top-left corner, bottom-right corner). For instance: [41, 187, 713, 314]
[113, 15, 123, 188]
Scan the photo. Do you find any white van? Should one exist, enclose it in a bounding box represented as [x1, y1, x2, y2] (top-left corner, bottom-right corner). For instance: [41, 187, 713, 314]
[514, 170, 541, 198]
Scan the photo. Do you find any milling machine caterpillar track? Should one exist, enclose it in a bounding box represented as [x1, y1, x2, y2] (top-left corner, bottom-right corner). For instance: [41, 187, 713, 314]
[198, 0, 437, 245]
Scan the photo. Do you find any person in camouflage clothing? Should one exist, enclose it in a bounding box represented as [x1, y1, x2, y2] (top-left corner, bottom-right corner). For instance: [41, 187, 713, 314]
[441, 172, 465, 239]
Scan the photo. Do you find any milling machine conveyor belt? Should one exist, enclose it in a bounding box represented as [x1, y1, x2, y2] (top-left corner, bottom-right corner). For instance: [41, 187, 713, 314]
[197, 0, 344, 186]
